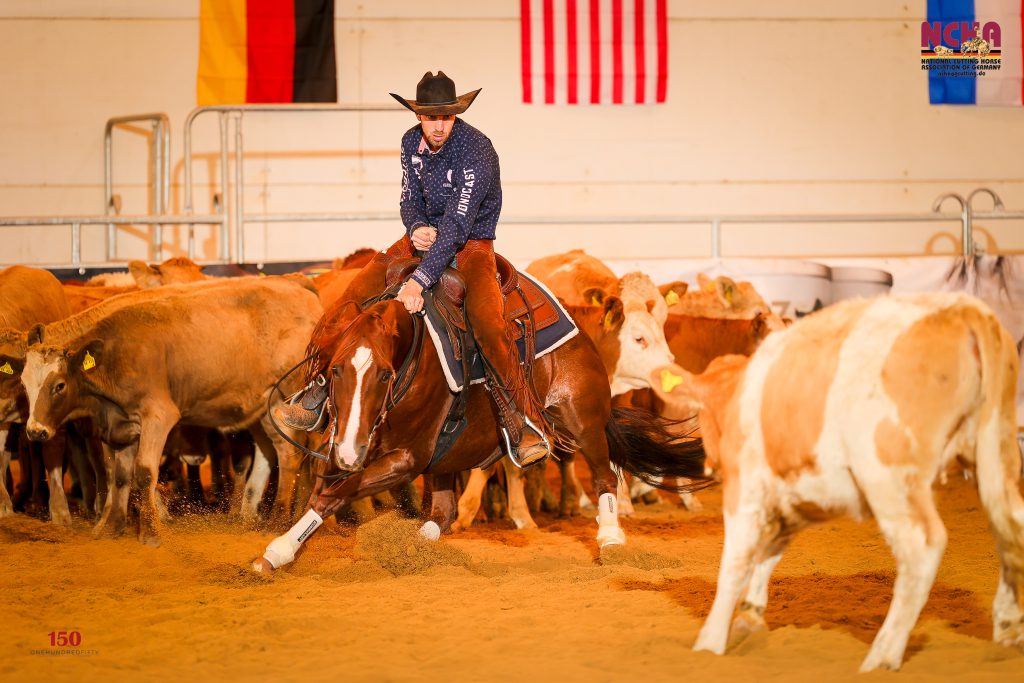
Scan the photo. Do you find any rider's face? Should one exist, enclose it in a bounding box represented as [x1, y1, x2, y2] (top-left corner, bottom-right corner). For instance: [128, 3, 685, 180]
[418, 114, 455, 151]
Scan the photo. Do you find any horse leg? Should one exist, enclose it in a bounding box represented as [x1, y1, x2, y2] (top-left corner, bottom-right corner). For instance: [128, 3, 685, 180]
[560, 407, 624, 547]
[253, 448, 419, 573]
[502, 456, 538, 529]
[421, 472, 457, 539]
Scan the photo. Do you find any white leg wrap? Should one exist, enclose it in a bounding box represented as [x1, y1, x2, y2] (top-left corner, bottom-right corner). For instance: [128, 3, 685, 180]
[262, 509, 323, 569]
[595, 492, 626, 547]
[419, 520, 441, 541]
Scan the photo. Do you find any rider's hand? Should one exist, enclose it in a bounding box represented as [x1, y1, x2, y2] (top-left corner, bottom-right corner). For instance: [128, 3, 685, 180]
[411, 226, 437, 251]
[397, 279, 425, 314]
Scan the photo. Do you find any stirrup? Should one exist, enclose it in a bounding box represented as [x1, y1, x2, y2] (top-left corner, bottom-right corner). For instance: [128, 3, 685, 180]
[502, 415, 551, 469]
[281, 375, 330, 432]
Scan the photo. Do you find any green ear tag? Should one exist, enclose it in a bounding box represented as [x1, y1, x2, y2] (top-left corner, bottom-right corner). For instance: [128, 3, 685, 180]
[0, 362, 12, 375]
[82, 351, 96, 371]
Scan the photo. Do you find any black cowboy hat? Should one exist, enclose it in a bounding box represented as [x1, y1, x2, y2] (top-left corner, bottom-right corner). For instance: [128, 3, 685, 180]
[389, 71, 481, 116]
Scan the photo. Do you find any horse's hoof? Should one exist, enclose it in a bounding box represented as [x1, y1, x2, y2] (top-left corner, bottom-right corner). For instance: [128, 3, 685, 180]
[596, 525, 626, 548]
[251, 557, 275, 574]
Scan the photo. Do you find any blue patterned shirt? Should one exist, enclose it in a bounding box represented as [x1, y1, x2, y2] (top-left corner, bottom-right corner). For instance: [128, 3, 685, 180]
[400, 118, 502, 288]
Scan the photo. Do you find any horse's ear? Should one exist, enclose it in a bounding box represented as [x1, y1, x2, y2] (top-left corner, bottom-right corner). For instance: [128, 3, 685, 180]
[602, 296, 624, 331]
[27, 323, 45, 346]
[583, 287, 606, 307]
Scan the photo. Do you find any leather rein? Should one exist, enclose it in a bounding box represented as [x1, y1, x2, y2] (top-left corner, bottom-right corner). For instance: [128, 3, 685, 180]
[267, 294, 426, 482]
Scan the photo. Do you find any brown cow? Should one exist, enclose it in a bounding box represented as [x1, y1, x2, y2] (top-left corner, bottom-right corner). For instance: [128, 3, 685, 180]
[19, 277, 322, 545]
[0, 266, 72, 523]
[650, 293, 1024, 672]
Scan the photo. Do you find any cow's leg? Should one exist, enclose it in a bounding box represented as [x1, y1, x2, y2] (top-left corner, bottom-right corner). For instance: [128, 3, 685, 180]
[239, 440, 274, 522]
[0, 425, 12, 517]
[557, 451, 582, 517]
[95, 442, 137, 539]
[733, 526, 795, 634]
[41, 434, 71, 526]
[254, 448, 419, 573]
[421, 473, 457, 539]
[131, 410, 180, 546]
[502, 456, 538, 530]
[693, 500, 762, 654]
[254, 415, 303, 525]
[975, 421, 1024, 649]
[452, 466, 491, 531]
[66, 424, 98, 519]
[859, 483, 947, 672]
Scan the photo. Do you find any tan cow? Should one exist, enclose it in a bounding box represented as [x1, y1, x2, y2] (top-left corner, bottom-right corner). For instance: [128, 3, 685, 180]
[20, 277, 322, 544]
[650, 292, 1023, 672]
[0, 266, 72, 523]
[669, 273, 785, 331]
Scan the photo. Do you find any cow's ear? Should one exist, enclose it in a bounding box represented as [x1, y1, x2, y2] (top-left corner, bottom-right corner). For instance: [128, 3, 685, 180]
[602, 296, 624, 331]
[659, 281, 688, 306]
[27, 323, 45, 346]
[128, 260, 161, 288]
[696, 273, 712, 289]
[714, 276, 738, 308]
[583, 287, 606, 307]
[70, 339, 104, 374]
[648, 364, 701, 415]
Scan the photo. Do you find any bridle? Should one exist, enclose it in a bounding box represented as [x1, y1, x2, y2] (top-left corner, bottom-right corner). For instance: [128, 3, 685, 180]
[267, 301, 426, 482]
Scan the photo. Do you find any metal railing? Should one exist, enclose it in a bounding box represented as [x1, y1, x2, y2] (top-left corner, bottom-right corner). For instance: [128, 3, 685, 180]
[183, 103, 407, 263]
[103, 113, 171, 261]
[0, 100, 1019, 269]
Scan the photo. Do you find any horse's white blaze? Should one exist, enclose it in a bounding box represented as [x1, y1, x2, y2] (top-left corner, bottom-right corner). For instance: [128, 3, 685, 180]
[336, 346, 373, 467]
[21, 353, 60, 433]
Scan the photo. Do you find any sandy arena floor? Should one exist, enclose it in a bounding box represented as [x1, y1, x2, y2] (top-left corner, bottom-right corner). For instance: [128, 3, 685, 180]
[1, 464, 1022, 683]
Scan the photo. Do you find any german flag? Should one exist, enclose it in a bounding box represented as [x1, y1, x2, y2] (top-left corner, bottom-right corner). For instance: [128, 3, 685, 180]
[197, 0, 337, 105]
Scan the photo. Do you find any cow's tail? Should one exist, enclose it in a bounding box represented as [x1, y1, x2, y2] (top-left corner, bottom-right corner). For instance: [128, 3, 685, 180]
[604, 407, 713, 493]
[969, 304, 1024, 562]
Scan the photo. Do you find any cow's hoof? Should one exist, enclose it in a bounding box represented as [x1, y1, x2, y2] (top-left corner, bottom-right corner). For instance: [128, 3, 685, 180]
[0, 502, 13, 518]
[94, 523, 126, 540]
[251, 557, 275, 574]
[51, 510, 73, 527]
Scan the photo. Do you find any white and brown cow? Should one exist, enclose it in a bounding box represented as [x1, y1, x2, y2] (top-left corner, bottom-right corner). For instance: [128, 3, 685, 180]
[0, 266, 72, 523]
[20, 277, 322, 545]
[650, 292, 1023, 672]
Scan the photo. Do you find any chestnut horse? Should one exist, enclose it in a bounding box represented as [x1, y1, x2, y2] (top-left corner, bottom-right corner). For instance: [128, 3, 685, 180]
[254, 298, 708, 573]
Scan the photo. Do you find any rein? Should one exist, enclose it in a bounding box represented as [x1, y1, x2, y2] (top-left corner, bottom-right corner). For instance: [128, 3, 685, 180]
[266, 297, 426, 483]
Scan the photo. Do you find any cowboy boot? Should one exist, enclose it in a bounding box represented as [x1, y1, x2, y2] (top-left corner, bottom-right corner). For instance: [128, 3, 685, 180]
[496, 395, 551, 468]
[274, 374, 330, 432]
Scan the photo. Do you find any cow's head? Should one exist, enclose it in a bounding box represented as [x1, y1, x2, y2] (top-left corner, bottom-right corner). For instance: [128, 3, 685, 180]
[0, 329, 28, 422]
[586, 287, 675, 396]
[129, 256, 207, 289]
[323, 303, 407, 471]
[22, 325, 101, 441]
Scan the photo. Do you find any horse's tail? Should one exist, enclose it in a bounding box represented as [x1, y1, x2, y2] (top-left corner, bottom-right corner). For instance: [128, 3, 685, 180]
[604, 407, 713, 493]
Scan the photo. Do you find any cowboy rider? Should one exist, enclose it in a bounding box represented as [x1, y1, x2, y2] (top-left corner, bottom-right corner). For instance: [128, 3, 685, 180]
[278, 71, 553, 467]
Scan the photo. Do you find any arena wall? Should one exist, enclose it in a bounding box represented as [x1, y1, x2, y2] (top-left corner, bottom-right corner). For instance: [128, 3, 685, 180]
[0, 1, 1022, 266]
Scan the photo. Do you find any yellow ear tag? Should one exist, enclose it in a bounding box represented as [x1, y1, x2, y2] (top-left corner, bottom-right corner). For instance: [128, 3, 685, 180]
[0, 361, 12, 375]
[724, 287, 734, 303]
[82, 351, 96, 371]
[602, 311, 615, 330]
[590, 294, 602, 306]
[660, 369, 684, 394]
[665, 290, 680, 306]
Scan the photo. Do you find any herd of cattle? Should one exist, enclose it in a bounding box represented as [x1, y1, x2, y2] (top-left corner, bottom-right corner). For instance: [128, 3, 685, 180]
[0, 247, 1021, 672]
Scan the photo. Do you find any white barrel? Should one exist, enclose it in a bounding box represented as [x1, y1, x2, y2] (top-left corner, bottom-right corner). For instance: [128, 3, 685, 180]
[830, 266, 893, 302]
[717, 259, 833, 319]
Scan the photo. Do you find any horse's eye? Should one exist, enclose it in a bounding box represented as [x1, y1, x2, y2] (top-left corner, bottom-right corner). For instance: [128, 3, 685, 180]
[380, 371, 393, 383]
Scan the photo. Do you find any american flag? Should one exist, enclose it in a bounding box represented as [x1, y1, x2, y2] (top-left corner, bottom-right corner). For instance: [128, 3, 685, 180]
[520, 0, 668, 105]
